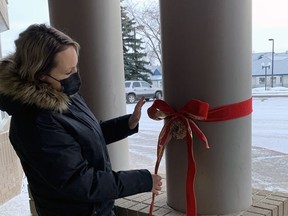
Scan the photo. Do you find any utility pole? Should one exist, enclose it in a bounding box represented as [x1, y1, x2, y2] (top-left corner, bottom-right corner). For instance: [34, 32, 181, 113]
[262, 63, 270, 90]
[268, 39, 274, 88]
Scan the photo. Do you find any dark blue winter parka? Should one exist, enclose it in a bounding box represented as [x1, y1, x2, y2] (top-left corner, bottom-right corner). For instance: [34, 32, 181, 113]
[0, 57, 152, 216]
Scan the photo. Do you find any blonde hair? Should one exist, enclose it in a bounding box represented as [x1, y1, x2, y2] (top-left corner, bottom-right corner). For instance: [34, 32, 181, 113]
[14, 24, 80, 82]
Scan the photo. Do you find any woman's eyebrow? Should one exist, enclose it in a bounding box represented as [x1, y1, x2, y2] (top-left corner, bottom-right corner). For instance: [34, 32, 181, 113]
[65, 63, 78, 72]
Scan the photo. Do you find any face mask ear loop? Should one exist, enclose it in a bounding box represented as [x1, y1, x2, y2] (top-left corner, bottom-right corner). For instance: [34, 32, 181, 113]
[47, 74, 60, 82]
[46, 74, 64, 92]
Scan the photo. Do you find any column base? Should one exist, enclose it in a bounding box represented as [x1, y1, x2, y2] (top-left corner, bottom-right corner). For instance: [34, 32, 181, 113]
[115, 174, 288, 216]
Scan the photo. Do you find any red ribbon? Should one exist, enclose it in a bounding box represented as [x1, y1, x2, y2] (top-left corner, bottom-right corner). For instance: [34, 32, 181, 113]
[147, 97, 253, 216]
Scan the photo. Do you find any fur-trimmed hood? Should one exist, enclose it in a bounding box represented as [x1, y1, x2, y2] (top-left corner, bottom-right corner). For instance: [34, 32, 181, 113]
[0, 56, 70, 115]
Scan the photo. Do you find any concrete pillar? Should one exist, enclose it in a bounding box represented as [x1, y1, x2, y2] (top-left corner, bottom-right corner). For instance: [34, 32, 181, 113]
[160, 0, 252, 214]
[48, 0, 129, 171]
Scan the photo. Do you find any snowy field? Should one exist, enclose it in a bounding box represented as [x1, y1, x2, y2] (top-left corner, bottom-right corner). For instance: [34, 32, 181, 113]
[252, 97, 288, 153]
[252, 87, 288, 153]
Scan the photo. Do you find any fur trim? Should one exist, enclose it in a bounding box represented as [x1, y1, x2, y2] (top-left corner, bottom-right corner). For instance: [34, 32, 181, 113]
[0, 56, 70, 112]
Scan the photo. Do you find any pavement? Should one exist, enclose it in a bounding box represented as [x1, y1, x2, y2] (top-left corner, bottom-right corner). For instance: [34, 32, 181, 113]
[252, 146, 288, 192]
[128, 133, 288, 194]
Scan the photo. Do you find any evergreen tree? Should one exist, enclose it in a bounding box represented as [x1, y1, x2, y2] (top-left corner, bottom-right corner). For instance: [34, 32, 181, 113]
[120, 1, 152, 82]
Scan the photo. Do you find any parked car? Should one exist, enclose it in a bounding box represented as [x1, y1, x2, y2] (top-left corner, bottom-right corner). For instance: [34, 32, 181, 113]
[125, 80, 163, 103]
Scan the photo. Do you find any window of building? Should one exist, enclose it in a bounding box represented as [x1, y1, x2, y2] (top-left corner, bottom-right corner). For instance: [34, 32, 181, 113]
[259, 77, 265, 84]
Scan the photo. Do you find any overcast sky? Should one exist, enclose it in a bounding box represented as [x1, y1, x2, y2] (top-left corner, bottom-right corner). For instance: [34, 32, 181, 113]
[1, 0, 287, 56]
[252, 0, 288, 53]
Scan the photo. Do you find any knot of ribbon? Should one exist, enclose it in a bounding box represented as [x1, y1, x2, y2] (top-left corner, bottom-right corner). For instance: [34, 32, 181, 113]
[147, 97, 253, 216]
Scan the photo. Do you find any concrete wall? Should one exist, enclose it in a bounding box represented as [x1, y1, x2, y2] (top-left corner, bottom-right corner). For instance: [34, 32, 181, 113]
[0, 130, 23, 205]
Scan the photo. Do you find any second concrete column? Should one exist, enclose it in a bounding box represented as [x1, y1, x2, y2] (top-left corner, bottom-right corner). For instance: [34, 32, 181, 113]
[48, 0, 129, 171]
[160, 0, 252, 214]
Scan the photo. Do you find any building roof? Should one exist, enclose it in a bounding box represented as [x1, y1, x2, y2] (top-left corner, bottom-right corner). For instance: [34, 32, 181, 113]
[252, 52, 288, 76]
[153, 69, 161, 75]
[147, 65, 162, 75]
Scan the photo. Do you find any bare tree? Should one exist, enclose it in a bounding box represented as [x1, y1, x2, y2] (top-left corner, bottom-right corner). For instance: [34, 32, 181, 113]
[123, 0, 162, 66]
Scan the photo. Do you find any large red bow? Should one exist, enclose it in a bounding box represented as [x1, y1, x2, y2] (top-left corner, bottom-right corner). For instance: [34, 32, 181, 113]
[147, 98, 252, 216]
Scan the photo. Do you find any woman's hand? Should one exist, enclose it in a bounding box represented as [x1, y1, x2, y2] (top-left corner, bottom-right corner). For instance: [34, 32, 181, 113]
[151, 174, 162, 195]
[128, 97, 145, 129]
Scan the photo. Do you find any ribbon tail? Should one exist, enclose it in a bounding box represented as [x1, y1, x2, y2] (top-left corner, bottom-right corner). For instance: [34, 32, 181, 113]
[149, 194, 155, 216]
[180, 118, 197, 216]
[189, 120, 209, 149]
[149, 120, 173, 216]
[154, 119, 174, 174]
[154, 133, 172, 175]
[186, 133, 197, 216]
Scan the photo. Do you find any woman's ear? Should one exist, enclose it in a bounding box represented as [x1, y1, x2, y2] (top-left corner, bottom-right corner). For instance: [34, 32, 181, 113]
[39, 74, 48, 81]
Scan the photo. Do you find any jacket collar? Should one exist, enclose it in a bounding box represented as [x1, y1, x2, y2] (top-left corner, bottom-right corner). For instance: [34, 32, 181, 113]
[0, 56, 70, 113]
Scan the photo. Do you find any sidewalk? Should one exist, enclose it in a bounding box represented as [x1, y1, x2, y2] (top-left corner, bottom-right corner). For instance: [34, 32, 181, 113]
[252, 87, 288, 97]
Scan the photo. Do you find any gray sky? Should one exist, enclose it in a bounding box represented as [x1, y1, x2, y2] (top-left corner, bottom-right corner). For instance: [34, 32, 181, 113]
[1, 0, 287, 57]
[1, 0, 50, 56]
[252, 0, 288, 53]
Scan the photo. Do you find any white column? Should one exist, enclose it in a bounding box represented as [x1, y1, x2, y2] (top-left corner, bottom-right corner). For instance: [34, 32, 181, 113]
[160, 0, 252, 214]
[48, 0, 129, 171]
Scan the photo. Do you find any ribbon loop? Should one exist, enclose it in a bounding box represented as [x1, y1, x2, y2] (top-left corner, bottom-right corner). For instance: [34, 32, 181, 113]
[179, 99, 209, 120]
[147, 99, 175, 120]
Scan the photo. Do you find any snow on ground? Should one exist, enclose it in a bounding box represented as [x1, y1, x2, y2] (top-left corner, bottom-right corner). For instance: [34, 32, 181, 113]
[252, 86, 288, 96]
[252, 97, 288, 153]
[252, 87, 288, 153]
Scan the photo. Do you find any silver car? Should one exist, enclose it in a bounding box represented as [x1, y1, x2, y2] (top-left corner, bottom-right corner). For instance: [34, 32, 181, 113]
[125, 80, 163, 103]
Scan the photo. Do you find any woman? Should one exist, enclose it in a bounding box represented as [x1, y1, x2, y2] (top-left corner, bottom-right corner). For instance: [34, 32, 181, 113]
[0, 24, 162, 216]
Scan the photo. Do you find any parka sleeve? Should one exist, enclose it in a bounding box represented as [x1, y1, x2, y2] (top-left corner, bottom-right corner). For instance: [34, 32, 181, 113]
[100, 114, 138, 144]
[24, 114, 152, 202]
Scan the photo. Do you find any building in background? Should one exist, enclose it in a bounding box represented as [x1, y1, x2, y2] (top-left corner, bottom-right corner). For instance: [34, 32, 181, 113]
[148, 52, 288, 89]
[149, 65, 162, 88]
[252, 52, 288, 88]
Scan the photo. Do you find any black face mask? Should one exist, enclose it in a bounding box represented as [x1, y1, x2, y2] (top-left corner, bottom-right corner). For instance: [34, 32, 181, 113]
[48, 72, 81, 96]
